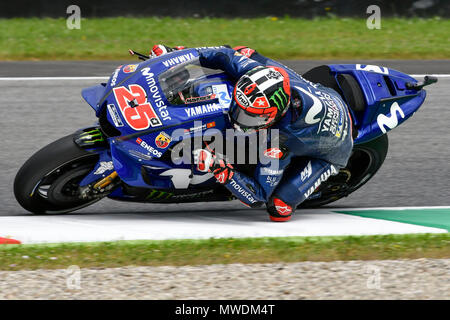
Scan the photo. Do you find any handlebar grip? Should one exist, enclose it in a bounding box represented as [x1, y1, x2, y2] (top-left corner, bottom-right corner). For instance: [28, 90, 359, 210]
[424, 76, 438, 84]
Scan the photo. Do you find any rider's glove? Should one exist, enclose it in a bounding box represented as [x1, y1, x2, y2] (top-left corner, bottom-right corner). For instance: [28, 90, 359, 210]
[150, 44, 186, 58]
[193, 149, 234, 184]
[232, 46, 256, 58]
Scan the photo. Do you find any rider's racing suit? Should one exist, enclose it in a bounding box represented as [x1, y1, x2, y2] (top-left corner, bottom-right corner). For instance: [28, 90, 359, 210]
[196, 46, 354, 221]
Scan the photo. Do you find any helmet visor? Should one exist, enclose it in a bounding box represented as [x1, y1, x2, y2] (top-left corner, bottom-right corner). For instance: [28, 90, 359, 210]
[230, 104, 272, 129]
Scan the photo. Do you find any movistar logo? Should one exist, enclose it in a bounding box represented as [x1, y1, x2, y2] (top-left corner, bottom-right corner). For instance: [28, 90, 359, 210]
[296, 86, 323, 125]
[269, 88, 288, 110]
[377, 102, 405, 134]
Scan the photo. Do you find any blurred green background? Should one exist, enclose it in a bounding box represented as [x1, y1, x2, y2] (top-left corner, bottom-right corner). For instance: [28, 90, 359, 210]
[0, 17, 449, 60]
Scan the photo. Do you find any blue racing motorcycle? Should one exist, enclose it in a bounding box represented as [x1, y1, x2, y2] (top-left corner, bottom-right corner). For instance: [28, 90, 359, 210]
[14, 48, 437, 214]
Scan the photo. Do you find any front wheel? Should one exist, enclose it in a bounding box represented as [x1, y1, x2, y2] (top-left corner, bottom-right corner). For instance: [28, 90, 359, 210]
[14, 134, 101, 214]
[298, 134, 389, 208]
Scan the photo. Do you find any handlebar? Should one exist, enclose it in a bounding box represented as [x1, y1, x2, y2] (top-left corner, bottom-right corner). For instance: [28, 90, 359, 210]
[406, 75, 438, 90]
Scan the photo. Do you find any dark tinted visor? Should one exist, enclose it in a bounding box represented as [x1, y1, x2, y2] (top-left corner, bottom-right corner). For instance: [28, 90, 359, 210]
[230, 104, 270, 129]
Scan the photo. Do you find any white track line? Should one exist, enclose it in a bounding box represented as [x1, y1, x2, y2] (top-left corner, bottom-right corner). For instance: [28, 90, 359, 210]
[411, 74, 450, 78]
[0, 75, 449, 81]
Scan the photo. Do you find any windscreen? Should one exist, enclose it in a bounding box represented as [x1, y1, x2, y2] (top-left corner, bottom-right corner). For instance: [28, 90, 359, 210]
[158, 58, 225, 106]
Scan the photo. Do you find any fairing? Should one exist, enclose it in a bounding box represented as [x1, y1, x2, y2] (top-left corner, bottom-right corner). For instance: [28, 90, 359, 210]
[327, 64, 427, 144]
[79, 53, 429, 200]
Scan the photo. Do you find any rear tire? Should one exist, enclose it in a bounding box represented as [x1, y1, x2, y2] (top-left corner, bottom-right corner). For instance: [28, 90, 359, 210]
[298, 134, 389, 208]
[14, 134, 100, 214]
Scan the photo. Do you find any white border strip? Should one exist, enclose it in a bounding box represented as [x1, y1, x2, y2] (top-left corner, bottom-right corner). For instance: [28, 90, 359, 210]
[0, 75, 449, 81]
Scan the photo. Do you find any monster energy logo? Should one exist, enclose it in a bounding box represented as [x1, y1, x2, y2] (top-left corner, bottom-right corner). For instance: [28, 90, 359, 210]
[146, 189, 221, 201]
[269, 88, 288, 110]
[146, 189, 173, 200]
[79, 128, 105, 144]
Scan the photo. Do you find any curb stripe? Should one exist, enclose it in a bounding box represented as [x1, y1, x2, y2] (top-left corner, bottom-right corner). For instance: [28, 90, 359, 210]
[336, 208, 450, 232]
[0, 237, 21, 245]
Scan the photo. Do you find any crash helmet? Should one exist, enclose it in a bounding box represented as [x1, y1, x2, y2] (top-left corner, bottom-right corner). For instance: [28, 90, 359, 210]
[229, 66, 291, 131]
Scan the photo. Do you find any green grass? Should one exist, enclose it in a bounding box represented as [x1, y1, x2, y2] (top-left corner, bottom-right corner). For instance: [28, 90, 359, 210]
[0, 233, 449, 271]
[0, 17, 449, 60]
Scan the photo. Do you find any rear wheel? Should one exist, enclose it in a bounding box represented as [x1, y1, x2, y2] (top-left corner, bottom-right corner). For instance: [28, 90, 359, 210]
[14, 134, 101, 214]
[298, 134, 389, 208]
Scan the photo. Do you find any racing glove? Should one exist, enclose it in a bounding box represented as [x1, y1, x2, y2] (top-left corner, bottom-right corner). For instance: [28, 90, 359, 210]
[150, 44, 186, 58]
[193, 149, 234, 184]
[232, 46, 256, 58]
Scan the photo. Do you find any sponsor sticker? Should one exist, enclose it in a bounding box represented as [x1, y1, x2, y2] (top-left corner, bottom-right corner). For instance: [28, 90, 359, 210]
[356, 64, 389, 75]
[184, 103, 222, 117]
[260, 167, 284, 176]
[235, 90, 251, 107]
[300, 161, 312, 182]
[123, 64, 138, 73]
[162, 52, 196, 68]
[185, 121, 216, 133]
[107, 104, 124, 127]
[297, 85, 347, 139]
[264, 148, 283, 159]
[212, 84, 232, 109]
[229, 179, 257, 204]
[266, 175, 279, 187]
[303, 165, 338, 199]
[296, 86, 323, 125]
[377, 102, 405, 134]
[155, 132, 171, 149]
[185, 94, 216, 104]
[316, 90, 345, 139]
[113, 84, 162, 131]
[94, 161, 114, 175]
[140, 67, 172, 121]
[136, 137, 163, 158]
[110, 66, 122, 86]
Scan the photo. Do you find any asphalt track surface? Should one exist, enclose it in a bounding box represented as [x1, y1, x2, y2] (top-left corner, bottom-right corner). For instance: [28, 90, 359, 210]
[1, 60, 449, 217]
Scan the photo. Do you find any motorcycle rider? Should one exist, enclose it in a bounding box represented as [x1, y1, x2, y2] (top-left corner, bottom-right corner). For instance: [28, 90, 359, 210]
[150, 44, 354, 222]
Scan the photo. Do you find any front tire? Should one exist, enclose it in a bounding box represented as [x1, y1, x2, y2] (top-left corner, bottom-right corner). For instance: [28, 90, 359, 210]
[14, 134, 100, 214]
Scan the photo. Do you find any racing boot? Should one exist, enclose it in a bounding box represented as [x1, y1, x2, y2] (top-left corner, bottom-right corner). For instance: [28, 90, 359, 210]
[266, 196, 293, 222]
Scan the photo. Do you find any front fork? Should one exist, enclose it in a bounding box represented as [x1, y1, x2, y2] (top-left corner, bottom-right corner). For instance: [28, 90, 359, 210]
[74, 127, 121, 200]
[79, 170, 120, 200]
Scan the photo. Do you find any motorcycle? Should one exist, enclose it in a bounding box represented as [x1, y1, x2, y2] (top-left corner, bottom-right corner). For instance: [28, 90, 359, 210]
[14, 48, 437, 214]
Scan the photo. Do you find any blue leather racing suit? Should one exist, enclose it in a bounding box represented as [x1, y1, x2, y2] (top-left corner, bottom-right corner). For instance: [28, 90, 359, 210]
[197, 46, 354, 218]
